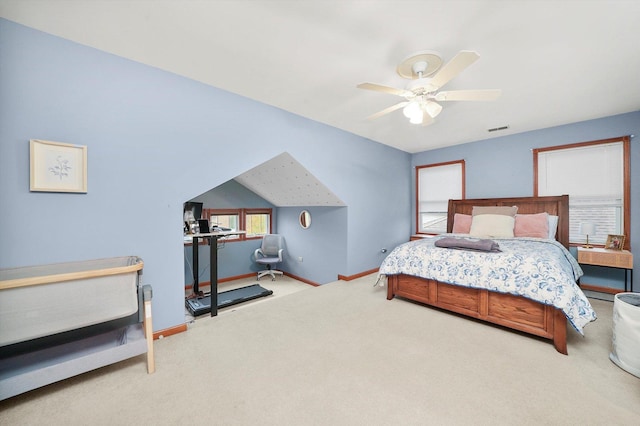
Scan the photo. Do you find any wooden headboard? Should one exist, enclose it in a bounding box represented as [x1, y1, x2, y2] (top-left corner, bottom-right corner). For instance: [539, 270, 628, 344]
[446, 195, 570, 248]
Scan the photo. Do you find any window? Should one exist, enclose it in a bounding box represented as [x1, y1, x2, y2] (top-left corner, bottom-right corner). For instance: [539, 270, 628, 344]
[416, 160, 465, 234]
[208, 209, 241, 240]
[203, 208, 272, 241]
[245, 209, 271, 238]
[534, 136, 630, 248]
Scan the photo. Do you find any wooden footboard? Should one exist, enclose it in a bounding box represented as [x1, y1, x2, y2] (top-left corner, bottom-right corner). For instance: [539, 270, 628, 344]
[387, 274, 568, 354]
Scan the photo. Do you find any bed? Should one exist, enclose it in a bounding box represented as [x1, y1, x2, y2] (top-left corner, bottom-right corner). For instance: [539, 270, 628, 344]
[379, 195, 596, 354]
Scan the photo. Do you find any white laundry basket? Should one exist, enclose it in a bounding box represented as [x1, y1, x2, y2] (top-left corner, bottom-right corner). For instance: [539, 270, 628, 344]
[610, 292, 640, 378]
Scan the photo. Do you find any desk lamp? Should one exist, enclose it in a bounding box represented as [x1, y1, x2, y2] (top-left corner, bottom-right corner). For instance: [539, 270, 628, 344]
[580, 222, 596, 248]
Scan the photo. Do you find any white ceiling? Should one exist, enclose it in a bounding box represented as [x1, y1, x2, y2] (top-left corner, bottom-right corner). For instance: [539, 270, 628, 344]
[1, 0, 639, 153]
[234, 152, 345, 207]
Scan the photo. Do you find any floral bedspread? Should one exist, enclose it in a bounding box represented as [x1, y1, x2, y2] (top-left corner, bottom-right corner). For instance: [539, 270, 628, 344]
[379, 235, 596, 334]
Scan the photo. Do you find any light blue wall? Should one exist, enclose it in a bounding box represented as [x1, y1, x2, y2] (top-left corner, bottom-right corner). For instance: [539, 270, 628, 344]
[0, 19, 411, 332]
[277, 206, 349, 284]
[412, 111, 640, 291]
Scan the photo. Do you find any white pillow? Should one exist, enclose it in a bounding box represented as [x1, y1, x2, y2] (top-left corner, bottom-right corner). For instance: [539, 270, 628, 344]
[469, 214, 515, 238]
[548, 215, 559, 239]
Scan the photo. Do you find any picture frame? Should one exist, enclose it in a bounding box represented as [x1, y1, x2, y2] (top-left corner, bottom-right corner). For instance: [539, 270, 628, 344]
[604, 234, 625, 251]
[30, 139, 87, 193]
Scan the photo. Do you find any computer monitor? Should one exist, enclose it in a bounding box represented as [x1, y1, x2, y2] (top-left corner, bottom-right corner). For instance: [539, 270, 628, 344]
[183, 202, 203, 222]
[197, 219, 210, 233]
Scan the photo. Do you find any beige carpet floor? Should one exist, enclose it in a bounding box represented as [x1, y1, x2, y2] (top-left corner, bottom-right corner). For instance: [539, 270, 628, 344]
[185, 274, 313, 323]
[1, 274, 638, 425]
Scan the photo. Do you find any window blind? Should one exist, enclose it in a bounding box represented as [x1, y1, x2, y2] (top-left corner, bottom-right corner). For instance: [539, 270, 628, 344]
[538, 142, 623, 198]
[417, 162, 463, 233]
[537, 141, 624, 244]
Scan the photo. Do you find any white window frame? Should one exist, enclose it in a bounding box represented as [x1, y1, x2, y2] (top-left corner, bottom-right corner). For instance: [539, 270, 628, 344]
[416, 160, 465, 235]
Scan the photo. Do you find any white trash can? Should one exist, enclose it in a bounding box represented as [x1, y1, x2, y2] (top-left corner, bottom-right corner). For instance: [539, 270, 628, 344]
[610, 292, 640, 378]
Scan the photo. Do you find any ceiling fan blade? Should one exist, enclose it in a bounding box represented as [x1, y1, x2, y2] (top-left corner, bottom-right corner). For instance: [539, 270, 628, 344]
[428, 50, 480, 90]
[366, 101, 409, 120]
[357, 82, 412, 97]
[435, 89, 502, 101]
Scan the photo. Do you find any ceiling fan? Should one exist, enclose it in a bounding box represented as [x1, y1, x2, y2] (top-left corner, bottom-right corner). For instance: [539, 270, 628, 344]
[357, 50, 501, 126]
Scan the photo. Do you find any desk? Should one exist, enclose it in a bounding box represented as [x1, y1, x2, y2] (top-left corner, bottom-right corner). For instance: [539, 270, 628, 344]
[188, 231, 245, 316]
[577, 247, 634, 292]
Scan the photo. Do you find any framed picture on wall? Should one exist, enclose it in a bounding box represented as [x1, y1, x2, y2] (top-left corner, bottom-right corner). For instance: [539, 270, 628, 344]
[30, 139, 87, 193]
[604, 234, 625, 251]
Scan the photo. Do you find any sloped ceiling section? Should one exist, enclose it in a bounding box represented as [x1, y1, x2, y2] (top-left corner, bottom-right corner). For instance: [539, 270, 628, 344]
[234, 153, 345, 207]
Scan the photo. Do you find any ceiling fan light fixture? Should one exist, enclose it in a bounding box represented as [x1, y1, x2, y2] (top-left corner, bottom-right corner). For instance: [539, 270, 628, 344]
[407, 103, 426, 124]
[409, 113, 424, 125]
[425, 101, 442, 118]
[403, 99, 441, 124]
[402, 101, 421, 119]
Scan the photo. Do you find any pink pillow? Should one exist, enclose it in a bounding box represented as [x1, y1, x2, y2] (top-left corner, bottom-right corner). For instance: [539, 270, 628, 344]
[514, 213, 549, 238]
[452, 213, 472, 234]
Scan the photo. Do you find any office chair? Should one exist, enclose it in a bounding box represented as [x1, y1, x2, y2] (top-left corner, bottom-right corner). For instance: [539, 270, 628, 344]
[254, 234, 285, 281]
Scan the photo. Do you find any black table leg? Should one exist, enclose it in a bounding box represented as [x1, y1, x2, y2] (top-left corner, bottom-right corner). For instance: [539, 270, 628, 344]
[192, 236, 199, 296]
[210, 236, 218, 317]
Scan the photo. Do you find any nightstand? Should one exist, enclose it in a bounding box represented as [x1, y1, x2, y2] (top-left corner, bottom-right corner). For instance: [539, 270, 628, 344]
[577, 247, 634, 292]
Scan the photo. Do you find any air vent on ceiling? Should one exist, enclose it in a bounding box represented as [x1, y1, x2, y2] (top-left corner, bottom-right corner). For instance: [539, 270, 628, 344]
[487, 125, 510, 132]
